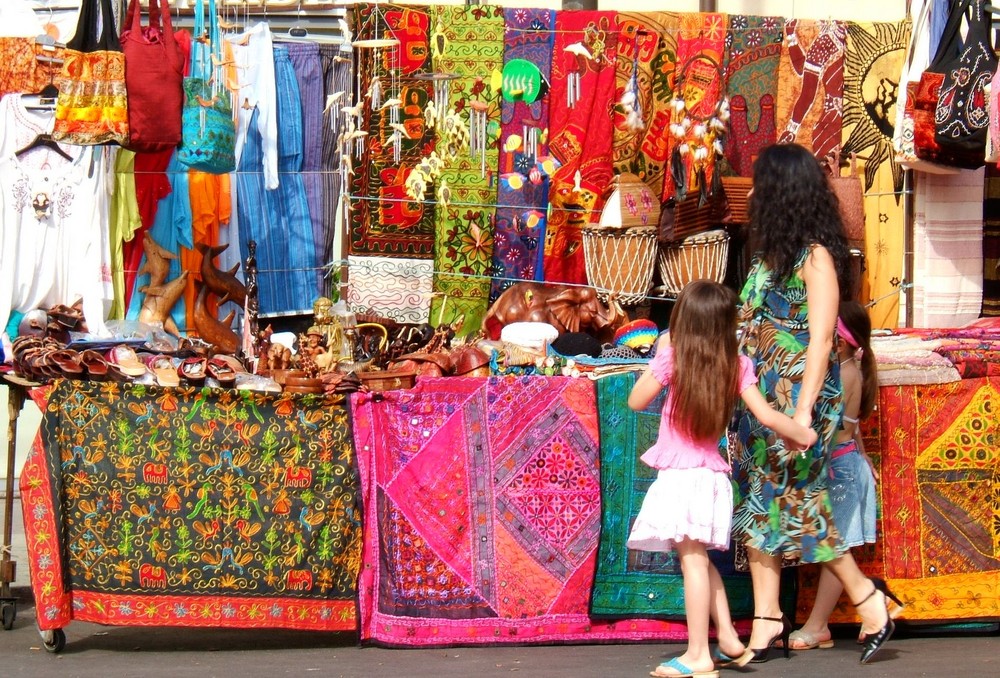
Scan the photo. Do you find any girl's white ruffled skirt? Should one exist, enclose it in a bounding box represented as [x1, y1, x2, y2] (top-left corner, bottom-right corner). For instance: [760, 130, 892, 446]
[626, 467, 734, 552]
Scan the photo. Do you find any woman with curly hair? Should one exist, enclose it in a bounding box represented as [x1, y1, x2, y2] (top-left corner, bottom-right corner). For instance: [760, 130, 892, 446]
[732, 143, 897, 665]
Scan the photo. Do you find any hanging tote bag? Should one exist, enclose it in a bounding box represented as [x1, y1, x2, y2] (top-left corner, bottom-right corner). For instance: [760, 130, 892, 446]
[51, 0, 129, 146]
[895, 0, 959, 173]
[933, 0, 998, 169]
[176, 0, 236, 174]
[912, 0, 971, 167]
[120, 0, 185, 152]
[825, 150, 866, 245]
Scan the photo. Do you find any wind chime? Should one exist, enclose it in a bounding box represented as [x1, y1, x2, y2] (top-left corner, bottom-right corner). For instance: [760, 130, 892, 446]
[350, 3, 400, 160]
[564, 41, 592, 108]
[469, 99, 489, 178]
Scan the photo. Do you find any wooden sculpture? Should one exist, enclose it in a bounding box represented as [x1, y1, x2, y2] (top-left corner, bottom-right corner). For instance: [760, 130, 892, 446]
[137, 232, 177, 288]
[196, 242, 247, 308]
[193, 284, 240, 354]
[138, 271, 188, 337]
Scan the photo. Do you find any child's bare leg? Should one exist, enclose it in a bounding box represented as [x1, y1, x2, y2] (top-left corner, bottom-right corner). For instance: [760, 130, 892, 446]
[670, 538, 714, 672]
[708, 560, 747, 658]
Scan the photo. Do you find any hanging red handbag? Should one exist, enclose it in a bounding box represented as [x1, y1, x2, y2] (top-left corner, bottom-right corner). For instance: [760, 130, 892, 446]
[120, 0, 186, 152]
[912, 0, 970, 166]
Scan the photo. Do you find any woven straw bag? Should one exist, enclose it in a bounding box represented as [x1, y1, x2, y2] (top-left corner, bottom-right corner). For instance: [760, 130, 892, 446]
[826, 151, 865, 245]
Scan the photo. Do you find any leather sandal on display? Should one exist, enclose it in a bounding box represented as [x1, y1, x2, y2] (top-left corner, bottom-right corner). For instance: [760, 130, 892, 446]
[206, 356, 237, 387]
[79, 350, 109, 381]
[178, 356, 208, 385]
[107, 345, 149, 377]
[146, 354, 180, 388]
[48, 349, 84, 378]
[748, 615, 792, 663]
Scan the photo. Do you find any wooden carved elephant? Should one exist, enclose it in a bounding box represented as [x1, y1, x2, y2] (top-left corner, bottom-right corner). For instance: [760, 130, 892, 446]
[482, 282, 627, 342]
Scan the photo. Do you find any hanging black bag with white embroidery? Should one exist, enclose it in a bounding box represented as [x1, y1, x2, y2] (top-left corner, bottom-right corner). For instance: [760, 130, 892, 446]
[934, 0, 998, 169]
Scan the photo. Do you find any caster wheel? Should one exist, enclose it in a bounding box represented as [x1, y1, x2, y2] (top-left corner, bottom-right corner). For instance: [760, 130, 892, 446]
[40, 628, 66, 653]
[1, 602, 14, 630]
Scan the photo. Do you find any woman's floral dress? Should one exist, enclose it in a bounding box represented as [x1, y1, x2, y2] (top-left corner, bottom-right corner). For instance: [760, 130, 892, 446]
[732, 248, 847, 565]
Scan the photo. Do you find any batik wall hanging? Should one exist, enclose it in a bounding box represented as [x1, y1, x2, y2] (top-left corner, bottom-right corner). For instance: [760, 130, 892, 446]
[490, 7, 555, 302]
[776, 19, 847, 161]
[611, 12, 680, 198]
[426, 5, 503, 333]
[351, 376, 690, 646]
[348, 4, 437, 258]
[841, 20, 910, 326]
[544, 11, 619, 285]
[21, 381, 363, 632]
[796, 377, 1000, 623]
[346, 255, 433, 324]
[722, 16, 783, 178]
[590, 374, 797, 620]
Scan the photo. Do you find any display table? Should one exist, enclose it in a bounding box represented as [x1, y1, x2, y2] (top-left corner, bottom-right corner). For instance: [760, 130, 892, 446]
[796, 376, 1000, 623]
[20, 380, 362, 640]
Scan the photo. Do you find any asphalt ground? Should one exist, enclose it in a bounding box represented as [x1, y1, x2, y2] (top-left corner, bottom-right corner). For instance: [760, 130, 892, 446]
[3, 498, 999, 677]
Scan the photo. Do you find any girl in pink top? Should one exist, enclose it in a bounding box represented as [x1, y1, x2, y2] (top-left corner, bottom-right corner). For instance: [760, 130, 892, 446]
[626, 281, 818, 678]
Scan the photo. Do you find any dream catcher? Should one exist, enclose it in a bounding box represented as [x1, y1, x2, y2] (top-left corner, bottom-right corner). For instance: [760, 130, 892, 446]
[668, 54, 729, 204]
[620, 44, 644, 132]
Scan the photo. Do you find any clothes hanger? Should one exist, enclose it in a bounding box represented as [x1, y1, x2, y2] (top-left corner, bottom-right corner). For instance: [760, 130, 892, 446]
[15, 133, 74, 162]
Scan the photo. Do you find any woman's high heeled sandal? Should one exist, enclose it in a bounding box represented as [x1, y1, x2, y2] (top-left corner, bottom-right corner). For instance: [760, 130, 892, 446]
[854, 581, 896, 664]
[857, 577, 905, 643]
[748, 615, 792, 663]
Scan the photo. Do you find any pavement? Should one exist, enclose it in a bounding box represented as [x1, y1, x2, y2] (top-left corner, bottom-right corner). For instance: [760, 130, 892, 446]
[3, 495, 999, 678]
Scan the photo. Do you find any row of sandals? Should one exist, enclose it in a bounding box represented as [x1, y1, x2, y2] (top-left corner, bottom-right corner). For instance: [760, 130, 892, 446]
[9, 335, 244, 388]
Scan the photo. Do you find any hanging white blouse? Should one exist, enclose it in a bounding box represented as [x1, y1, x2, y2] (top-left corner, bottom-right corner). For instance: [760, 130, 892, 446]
[227, 21, 279, 190]
[0, 94, 113, 335]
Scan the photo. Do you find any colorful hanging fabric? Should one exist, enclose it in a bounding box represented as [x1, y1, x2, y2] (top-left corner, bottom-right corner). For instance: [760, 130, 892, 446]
[840, 20, 911, 327]
[665, 13, 729, 203]
[590, 374, 795, 619]
[427, 5, 504, 333]
[841, 21, 911, 194]
[723, 15, 783, 177]
[22, 381, 362, 632]
[349, 4, 436, 258]
[490, 7, 555, 301]
[611, 12, 680, 198]
[346, 255, 433, 324]
[351, 376, 691, 645]
[776, 19, 847, 161]
[544, 11, 619, 285]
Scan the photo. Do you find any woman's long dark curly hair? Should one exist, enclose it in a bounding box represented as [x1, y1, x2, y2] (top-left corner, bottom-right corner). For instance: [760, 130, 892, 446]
[748, 143, 854, 297]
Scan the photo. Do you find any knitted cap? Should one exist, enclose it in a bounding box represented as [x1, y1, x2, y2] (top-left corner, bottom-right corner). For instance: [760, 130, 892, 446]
[613, 319, 659, 350]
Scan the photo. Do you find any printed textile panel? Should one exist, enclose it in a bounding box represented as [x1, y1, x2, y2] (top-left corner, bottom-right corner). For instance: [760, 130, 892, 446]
[723, 16, 783, 178]
[21, 381, 362, 632]
[611, 12, 679, 195]
[351, 376, 689, 645]
[796, 377, 1000, 623]
[348, 4, 436, 257]
[775, 19, 846, 161]
[591, 374, 793, 620]
[347, 255, 432, 324]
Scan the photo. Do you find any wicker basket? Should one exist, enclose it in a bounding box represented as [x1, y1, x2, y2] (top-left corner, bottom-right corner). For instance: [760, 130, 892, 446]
[582, 226, 657, 306]
[660, 191, 730, 243]
[720, 176, 752, 224]
[657, 228, 731, 295]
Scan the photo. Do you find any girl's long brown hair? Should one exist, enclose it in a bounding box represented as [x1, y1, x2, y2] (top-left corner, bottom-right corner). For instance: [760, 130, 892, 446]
[839, 300, 877, 418]
[668, 280, 741, 442]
